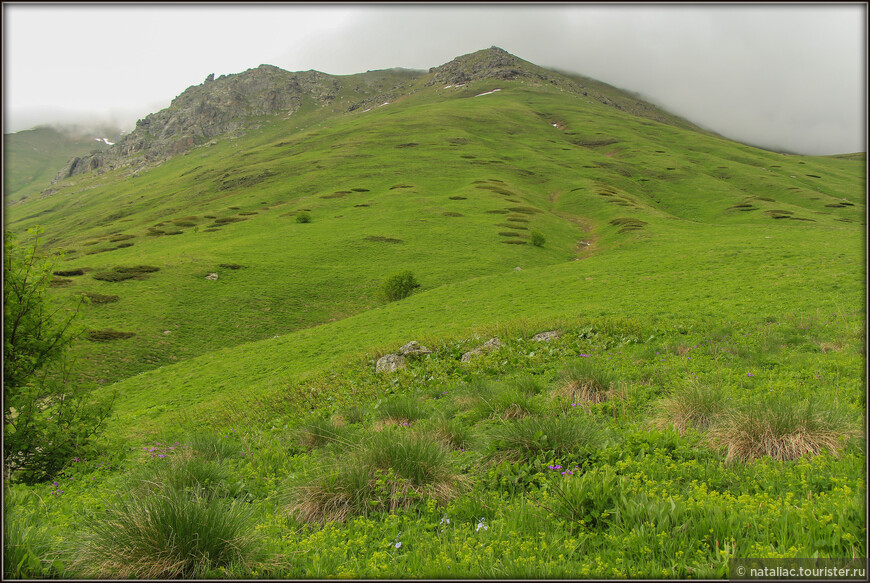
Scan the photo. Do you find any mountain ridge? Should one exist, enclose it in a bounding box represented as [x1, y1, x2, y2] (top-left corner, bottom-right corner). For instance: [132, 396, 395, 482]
[52, 47, 708, 183]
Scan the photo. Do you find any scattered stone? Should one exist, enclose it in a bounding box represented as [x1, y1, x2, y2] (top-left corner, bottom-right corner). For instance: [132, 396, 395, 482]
[533, 330, 561, 342]
[205, 273, 218, 280]
[376, 353, 407, 373]
[461, 337, 502, 362]
[514, 266, 522, 271]
[399, 341, 433, 356]
[163, 330, 172, 335]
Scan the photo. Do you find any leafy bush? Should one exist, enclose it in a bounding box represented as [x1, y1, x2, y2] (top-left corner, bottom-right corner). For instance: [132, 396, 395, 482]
[4, 229, 115, 484]
[530, 230, 546, 247]
[382, 271, 420, 301]
[296, 211, 312, 223]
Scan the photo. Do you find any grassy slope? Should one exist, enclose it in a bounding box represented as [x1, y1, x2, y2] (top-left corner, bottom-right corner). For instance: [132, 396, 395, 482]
[3, 126, 116, 203]
[6, 79, 864, 395]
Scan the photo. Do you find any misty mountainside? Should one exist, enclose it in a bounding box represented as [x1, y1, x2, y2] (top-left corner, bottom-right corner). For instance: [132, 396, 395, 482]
[3, 125, 122, 203]
[52, 47, 705, 182]
[4, 45, 864, 420]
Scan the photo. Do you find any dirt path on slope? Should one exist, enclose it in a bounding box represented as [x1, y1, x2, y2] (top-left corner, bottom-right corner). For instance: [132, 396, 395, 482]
[546, 189, 601, 260]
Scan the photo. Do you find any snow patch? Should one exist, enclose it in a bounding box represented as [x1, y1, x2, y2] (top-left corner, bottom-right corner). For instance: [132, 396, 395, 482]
[95, 138, 115, 145]
[474, 89, 501, 97]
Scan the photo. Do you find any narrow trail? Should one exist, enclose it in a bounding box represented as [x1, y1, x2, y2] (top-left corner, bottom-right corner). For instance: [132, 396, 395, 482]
[547, 189, 600, 260]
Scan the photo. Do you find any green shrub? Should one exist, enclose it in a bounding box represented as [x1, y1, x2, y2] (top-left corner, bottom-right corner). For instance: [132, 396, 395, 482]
[530, 231, 546, 247]
[296, 211, 312, 223]
[382, 271, 420, 301]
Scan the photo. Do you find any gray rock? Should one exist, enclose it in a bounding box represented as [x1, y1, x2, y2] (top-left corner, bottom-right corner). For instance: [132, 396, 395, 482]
[514, 266, 522, 271]
[399, 341, 432, 356]
[461, 337, 502, 362]
[205, 273, 218, 280]
[376, 353, 406, 373]
[532, 330, 561, 342]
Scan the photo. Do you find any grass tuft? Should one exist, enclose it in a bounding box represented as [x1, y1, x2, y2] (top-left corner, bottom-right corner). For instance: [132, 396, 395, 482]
[710, 397, 861, 462]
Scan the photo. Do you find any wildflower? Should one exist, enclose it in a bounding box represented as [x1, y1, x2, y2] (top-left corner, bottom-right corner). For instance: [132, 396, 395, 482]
[747, 373, 754, 377]
[440, 516, 450, 525]
[476, 518, 488, 532]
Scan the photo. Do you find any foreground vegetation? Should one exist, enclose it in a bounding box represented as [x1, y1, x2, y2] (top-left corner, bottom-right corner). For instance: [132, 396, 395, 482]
[5, 312, 864, 578]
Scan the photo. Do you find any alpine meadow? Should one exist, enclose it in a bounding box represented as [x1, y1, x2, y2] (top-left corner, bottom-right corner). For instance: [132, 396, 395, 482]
[3, 47, 866, 579]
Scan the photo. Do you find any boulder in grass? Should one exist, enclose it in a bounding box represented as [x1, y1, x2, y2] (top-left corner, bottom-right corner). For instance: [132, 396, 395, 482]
[399, 341, 433, 356]
[205, 273, 218, 280]
[376, 354, 406, 373]
[461, 337, 502, 362]
[532, 330, 561, 342]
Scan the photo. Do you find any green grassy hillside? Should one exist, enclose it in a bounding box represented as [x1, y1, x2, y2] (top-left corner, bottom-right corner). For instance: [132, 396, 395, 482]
[3, 48, 865, 579]
[3, 126, 119, 203]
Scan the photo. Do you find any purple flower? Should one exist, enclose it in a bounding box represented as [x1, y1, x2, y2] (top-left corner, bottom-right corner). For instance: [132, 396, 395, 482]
[747, 373, 754, 377]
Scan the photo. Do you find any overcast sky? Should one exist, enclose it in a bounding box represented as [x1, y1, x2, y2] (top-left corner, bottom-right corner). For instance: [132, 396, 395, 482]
[3, 3, 866, 155]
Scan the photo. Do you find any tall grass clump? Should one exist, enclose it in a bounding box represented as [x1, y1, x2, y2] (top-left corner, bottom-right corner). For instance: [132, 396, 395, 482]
[186, 431, 244, 462]
[710, 397, 861, 463]
[376, 395, 429, 425]
[70, 486, 261, 578]
[297, 416, 354, 449]
[557, 358, 619, 404]
[285, 428, 463, 523]
[651, 381, 727, 434]
[488, 416, 603, 463]
[472, 384, 543, 420]
[4, 494, 56, 579]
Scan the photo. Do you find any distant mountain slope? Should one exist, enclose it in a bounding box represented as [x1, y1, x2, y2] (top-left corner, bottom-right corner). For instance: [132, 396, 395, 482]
[4, 47, 864, 390]
[52, 47, 708, 183]
[3, 125, 120, 202]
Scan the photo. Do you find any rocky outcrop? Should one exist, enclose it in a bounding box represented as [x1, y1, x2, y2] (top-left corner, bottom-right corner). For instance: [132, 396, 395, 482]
[532, 330, 561, 342]
[54, 66, 345, 181]
[376, 353, 406, 373]
[426, 46, 586, 93]
[398, 341, 433, 356]
[461, 337, 503, 362]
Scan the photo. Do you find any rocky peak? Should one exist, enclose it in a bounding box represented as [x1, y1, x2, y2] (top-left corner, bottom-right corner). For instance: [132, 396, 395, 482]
[54, 64, 344, 182]
[426, 46, 559, 87]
